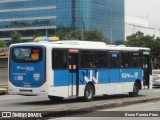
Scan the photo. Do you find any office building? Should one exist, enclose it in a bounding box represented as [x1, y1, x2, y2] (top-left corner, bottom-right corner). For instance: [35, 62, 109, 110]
[0, 0, 124, 42]
[125, 16, 160, 40]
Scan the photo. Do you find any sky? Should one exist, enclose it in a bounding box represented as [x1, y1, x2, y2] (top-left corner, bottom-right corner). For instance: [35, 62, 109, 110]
[125, 0, 160, 28]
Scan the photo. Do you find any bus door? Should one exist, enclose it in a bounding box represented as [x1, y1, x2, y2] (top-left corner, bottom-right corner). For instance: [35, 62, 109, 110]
[68, 49, 79, 97]
[142, 51, 152, 88]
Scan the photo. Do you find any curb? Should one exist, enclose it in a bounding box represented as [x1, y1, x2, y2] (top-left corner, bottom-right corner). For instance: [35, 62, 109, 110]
[77, 96, 160, 111]
[42, 95, 160, 117]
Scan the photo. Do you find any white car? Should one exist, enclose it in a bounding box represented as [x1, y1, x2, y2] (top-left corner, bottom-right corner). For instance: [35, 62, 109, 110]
[152, 70, 160, 86]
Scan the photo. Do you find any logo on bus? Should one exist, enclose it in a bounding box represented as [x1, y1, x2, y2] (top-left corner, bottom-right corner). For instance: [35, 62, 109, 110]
[122, 72, 138, 79]
[84, 70, 99, 84]
[17, 66, 34, 71]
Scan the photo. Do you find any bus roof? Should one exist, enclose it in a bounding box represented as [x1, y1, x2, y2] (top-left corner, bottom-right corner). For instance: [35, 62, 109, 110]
[10, 40, 151, 51]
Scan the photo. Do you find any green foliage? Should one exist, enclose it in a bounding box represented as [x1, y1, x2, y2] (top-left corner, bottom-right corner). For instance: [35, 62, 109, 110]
[126, 31, 155, 48]
[113, 31, 160, 68]
[114, 40, 126, 45]
[126, 31, 160, 68]
[55, 30, 110, 44]
[0, 40, 7, 47]
[33, 32, 46, 39]
[7, 31, 22, 46]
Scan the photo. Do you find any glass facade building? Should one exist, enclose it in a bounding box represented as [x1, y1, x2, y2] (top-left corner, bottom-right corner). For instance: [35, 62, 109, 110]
[0, 0, 124, 41]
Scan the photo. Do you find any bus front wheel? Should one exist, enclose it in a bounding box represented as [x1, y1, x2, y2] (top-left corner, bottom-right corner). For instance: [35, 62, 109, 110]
[129, 83, 139, 97]
[84, 84, 94, 102]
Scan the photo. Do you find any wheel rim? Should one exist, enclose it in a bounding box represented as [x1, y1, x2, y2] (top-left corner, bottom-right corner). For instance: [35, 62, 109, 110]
[86, 87, 92, 99]
[134, 86, 138, 94]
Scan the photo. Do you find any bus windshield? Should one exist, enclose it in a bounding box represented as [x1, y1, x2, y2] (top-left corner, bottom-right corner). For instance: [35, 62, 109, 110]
[12, 47, 42, 62]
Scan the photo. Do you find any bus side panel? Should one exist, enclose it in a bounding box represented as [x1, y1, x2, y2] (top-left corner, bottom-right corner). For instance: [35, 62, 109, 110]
[109, 69, 120, 83]
[78, 69, 110, 96]
[51, 68, 143, 98]
[54, 70, 69, 86]
[79, 69, 110, 84]
[120, 69, 143, 82]
[51, 69, 81, 98]
[51, 70, 69, 97]
[78, 68, 143, 96]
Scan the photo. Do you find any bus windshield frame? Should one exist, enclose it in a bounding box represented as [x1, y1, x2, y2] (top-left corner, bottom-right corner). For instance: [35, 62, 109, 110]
[11, 46, 43, 63]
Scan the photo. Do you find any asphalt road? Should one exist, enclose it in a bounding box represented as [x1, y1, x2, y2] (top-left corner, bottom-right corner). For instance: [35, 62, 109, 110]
[77, 100, 160, 115]
[0, 88, 160, 120]
[0, 88, 160, 112]
[53, 100, 160, 120]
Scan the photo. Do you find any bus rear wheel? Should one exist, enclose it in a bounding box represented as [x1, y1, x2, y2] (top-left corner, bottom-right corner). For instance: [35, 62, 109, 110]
[48, 95, 63, 102]
[84, 84, 94, 102]
[129, 83, 139, 97]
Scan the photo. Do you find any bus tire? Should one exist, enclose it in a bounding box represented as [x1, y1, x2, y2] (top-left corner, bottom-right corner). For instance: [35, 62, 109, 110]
[84, 84, 94, 102]
[129, 83, 139, 97]
[48, 95, 63, 102]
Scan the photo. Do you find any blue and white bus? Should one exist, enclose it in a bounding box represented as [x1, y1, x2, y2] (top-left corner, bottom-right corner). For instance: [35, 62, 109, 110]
[8, 39, 152, 101]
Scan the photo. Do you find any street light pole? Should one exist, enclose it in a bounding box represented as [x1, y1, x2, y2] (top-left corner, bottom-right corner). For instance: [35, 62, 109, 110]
[110, 27, 112, 44]
[82, 27, 83, 41]
[81, 21, 85, 40]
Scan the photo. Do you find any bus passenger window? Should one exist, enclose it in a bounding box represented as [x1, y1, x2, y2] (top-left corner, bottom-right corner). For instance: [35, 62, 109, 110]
[109, 52, 120, 68]
[131, 52, 141, 67]
[52, 50, 67, 69]
[94, 51, 106, 68]
[81, 51, 94, 68]
[121, 52, 130, 68]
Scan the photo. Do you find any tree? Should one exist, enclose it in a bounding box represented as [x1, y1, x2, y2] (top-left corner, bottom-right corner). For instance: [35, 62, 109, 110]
[55, 30, 110, 43]
[126, 31, 155, 48]
[83, 30, 110, 43]
[7, 31, 22, 46]
[114, 40, 126, 45]
[33, 32, 46, 39]
[126, 31, 160, 68]
[152, 37, 160, 68]
[0, 40, 7, 48]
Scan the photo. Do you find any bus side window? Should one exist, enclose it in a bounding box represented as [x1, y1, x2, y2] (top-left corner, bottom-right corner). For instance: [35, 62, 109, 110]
[94, 51, 106, 68]
[121, 52, 130, 68]
[52, 49, 67, 69]
[81, 51, 94, 68]
[109, 52, 120, 68]
[131, 52, 141, 67]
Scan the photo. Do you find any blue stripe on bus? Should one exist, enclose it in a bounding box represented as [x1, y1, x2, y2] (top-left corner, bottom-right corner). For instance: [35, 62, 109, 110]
[53, 69, 143, 86]
[54, 70, 69, 86]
